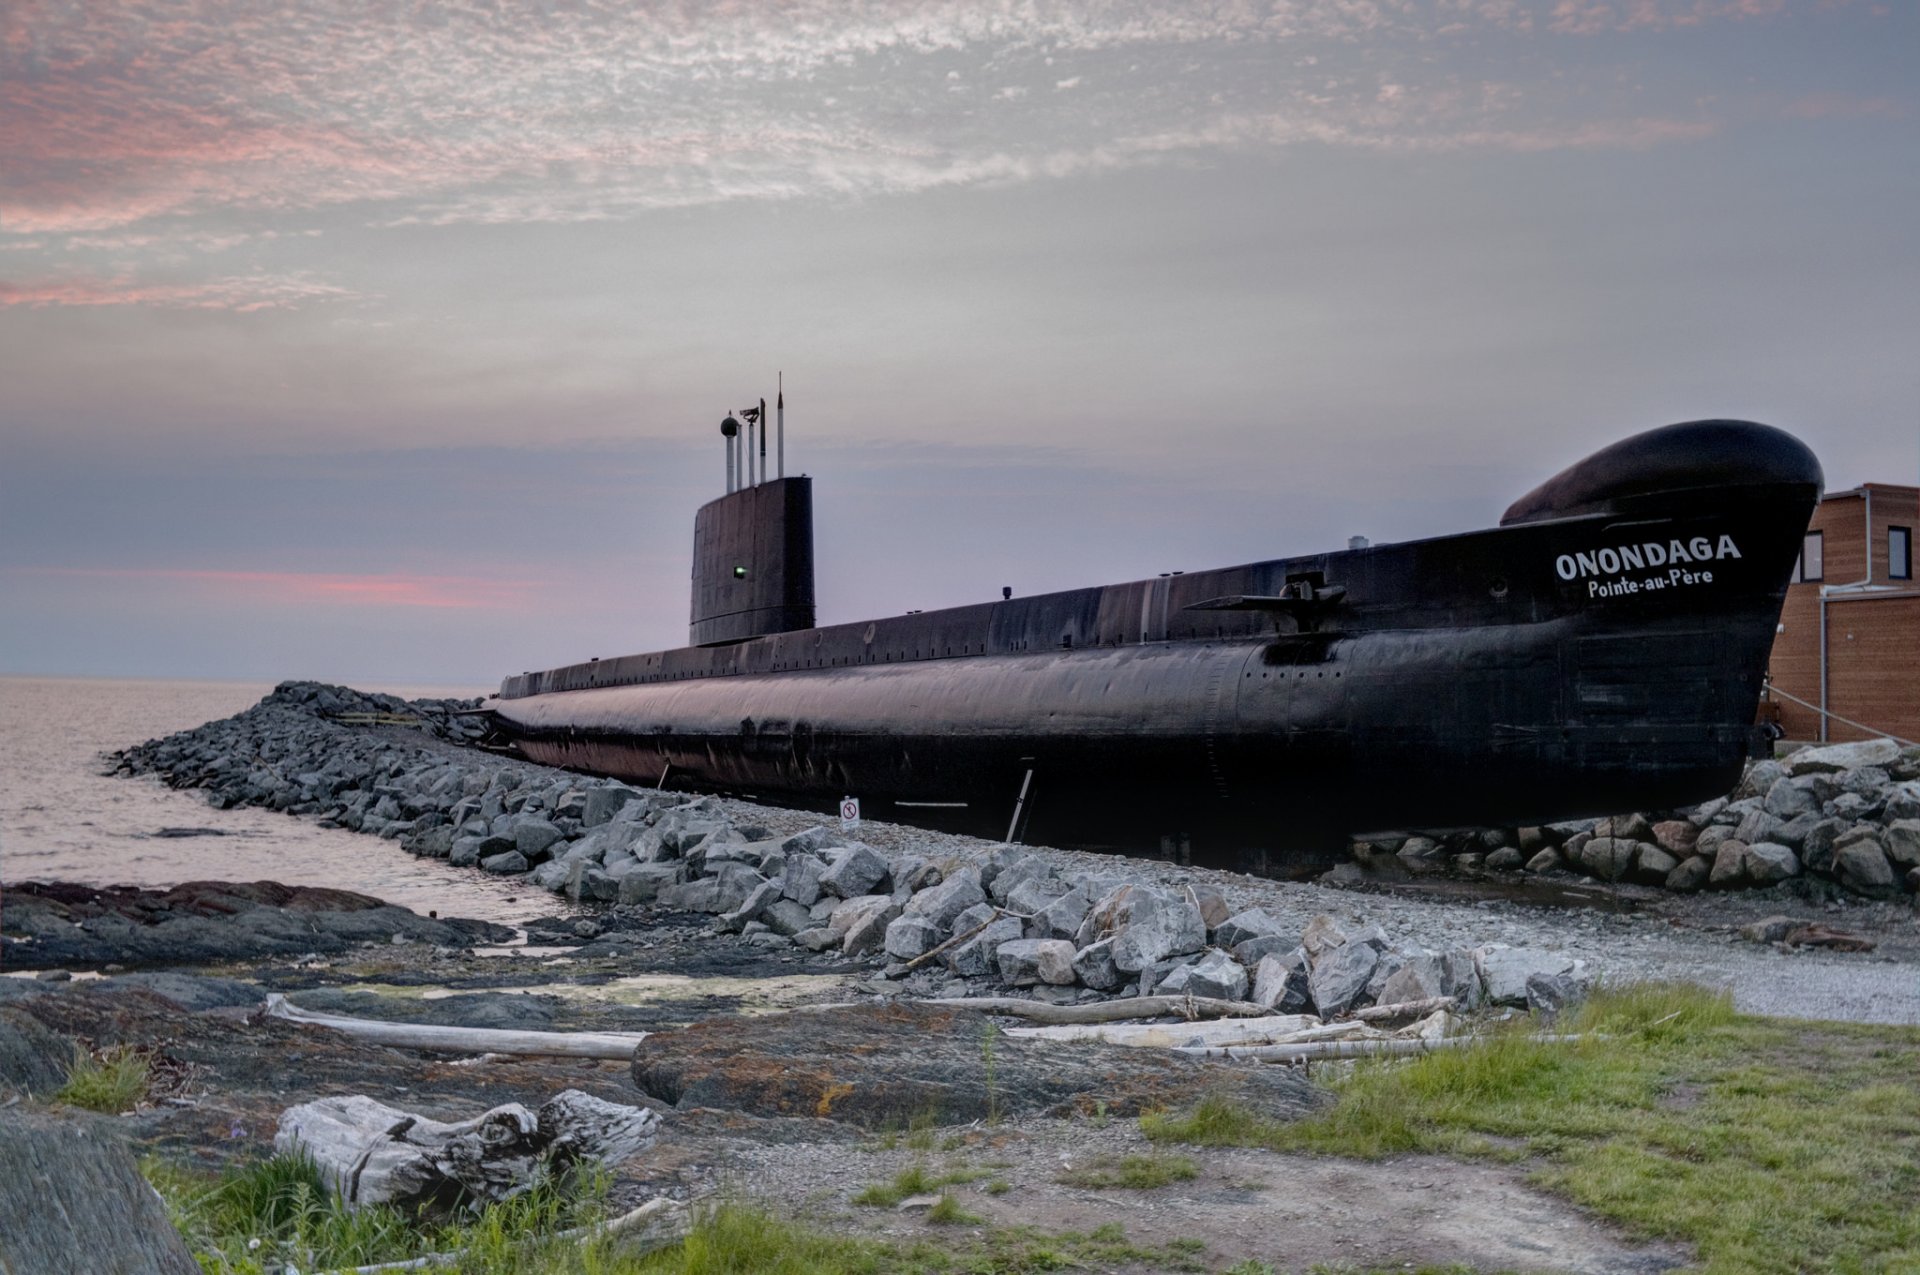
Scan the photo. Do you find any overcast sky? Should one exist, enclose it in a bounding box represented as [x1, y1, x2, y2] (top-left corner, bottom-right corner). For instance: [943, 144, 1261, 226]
[3, 0, 1915, 686]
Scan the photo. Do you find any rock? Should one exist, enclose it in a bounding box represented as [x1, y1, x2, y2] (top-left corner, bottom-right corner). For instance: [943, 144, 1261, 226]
[1083, 886, 1204, 972]
[894, 856, 943, 893]
[1595, 813, 1653, 842]
[581, 788, 637, 827]
[1524, 847, 1564, 873]
[0, 1008, 71, 1098]
[1734, 809, 1781, 847]
[1884, 820, 1920, 870]
[480, 850, 529, 874]
[93, 972, 262, 1011]
[616, 862, 686, 905]
[1834, 833, 1898, 896]
[987, 854, 1051, 904]
[1307, 940, 1379, 1016]
[1212, 908, 1291, 948]
[658, 878, 726, 912]
[1632, 844, 1678, 884]
[1301, 914, 1348, 958]
[947, 917, 1023, 978]
[1158, 948, 1248, 1001]
[1763, 778, 1817, 819]
[1378, 954, 1446, 1005]
[884, 915, 943, 961]
[1396, 836, 1442, 859]
[1798, 818, 1850, 874]
[1665, 856, 1711, 892]
[628, 1001, 1316, 1128]
[1740, 915, 1797, 944]
[707, 862, 770, 913]
[951, 901, 999, 935]
[1744, 842, 1801, 883]
[512, 818, 566, 861]
[0, 1110, 201, 1274]
[1475, 947, 1580, 1007]
[779, 854, 826, 907]
[1709, 841, 1750, 888]
[1026, 885, 1091, 941]
[1652, 820, 1700, 856]
[1887, 781, 1920, 822]
[1736, 758, 1787, 797]
[762, 898, 814, 938]
[996, 939, 1077, 986]
[715, 881, 782, 934]
[1485, 847, 1524, 870]
[1771, 812, 1822, 851]
[1251, 953, 1312, 1013]
[793, 927, 838, 952]
[978, 845, 1032, 896]
[1189, 886, 1232, 931]
[1004, 874, 1069, 916]
[1525, 971, 1589, 1018]
[1576, 836, 1635, 881]
[905, 868, 986, 930]
[1785, 737, 1902, 775]
[820, 845, 890, 900]
[1230, 934, 1299, 967]
[1072, 938, 1125, 992]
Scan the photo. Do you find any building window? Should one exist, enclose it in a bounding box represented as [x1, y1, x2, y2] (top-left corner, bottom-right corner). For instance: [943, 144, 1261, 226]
[1792, 531, 1824, 584]
[1893, 526, 1913, 581]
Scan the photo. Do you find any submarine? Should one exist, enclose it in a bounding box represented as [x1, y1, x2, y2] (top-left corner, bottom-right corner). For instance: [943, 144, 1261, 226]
[488, 395, 1823, 870]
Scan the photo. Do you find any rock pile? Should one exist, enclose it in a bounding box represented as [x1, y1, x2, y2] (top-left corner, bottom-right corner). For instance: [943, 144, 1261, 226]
[1358, 738, 1920, 900]
[111, 682, 1587, 1017]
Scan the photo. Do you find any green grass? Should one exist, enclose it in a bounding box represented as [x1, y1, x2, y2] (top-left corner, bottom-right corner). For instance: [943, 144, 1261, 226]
[923, 1195, 981, 1226]
[1144, 983, 1920, 1275]
[55, 1044, 151, 1113]
[1056, 1152, 1198, 1189]
[851, 1163, 988, 1208]
[146, 1151, 616, 1274]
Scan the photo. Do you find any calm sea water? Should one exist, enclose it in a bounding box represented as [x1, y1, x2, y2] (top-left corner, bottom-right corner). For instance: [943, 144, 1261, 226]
[0, 676, 564, 924]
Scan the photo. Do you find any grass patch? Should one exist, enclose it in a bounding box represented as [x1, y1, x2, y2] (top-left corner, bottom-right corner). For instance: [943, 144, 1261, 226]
[146, 1151, 614, 1274]
[1057, 1153, 1198, 1190]
[55, 1044, 150, 1113]
[923, 1195, 981, 1226]
[1144, 982, 1920, 1274]
[850, 1162, 986, 1209]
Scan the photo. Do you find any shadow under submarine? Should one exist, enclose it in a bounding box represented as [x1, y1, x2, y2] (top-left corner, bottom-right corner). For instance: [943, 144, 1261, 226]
[486, 393, 1823, 873]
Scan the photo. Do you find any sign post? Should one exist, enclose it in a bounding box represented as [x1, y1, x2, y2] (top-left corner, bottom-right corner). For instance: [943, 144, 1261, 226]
[839, 796, 861, 834]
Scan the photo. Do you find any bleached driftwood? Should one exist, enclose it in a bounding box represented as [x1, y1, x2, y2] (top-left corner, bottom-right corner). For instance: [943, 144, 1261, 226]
[275, 1090, 660, 1208]
[1177, 1030, 1582, 1063]
[266, 994, 649, 1059]
[919, 994, 1272, 1025]
[321, 1196, 690, 1273]
[1349, 996, 1457, 1023]
[1002, 1013, 1321, 1049]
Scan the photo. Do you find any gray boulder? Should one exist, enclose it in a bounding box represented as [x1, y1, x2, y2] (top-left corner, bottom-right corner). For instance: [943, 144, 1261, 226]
[948, 917, 1023, 978]
[1072, 938, 1124, 992]
[1476, 947, 1582, 1007]
[820, 844, 890, 899]
[1709, 841, 1750, 887]
[512, 818, 565, 861]
[1026, 885, 1091, 941]
[1307, 940, 1379, 1016]
[1665, 856, 1711, 892]
[884, 915, 943, 961]
[1524, 847, 1564, 873]
[1834, 832, 1898, 895]
[1785, 737, 1902, 775]
[479, 850, 528, 874]
[906, 868, 986, 930]
[1158, 948, 1248, 1001]
[841, 897, 903, 956]
[1883, 820, 1920, 869]
[996, 939, 1077, 987]
[762, 898, 814, 937]
[617, 862, 687, 905]
[1004, 874, 1069, 916]
[1213, 908, 1290, 948]
[1887, 781, 1920, 823]
[581, 787, 637, 827]
[1744, 842, 1801, 883]
[1734, 809, 1781, 848]
[1763, 777, 1817, 819]
[1301, 914, 1348, 958]
[1251, 953, 1312, 1013]
[779, 854, 826, 907]
[1109, 891, 1206, 973]
[715, 880, 782, 934]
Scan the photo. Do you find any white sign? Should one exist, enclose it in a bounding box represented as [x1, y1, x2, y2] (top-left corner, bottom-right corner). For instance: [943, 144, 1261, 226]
[839, 796, 861, 832]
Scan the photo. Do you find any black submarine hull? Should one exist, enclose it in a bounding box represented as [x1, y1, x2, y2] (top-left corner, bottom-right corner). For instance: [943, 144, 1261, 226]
[490, 421, 1822, 863]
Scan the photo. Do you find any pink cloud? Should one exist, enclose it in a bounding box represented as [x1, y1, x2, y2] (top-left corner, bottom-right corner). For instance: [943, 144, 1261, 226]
[0, 272, 353, 310]
[14, 567, 533, 610]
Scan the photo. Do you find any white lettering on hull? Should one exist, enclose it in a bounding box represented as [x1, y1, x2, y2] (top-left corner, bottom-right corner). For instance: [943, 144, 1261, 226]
[1556, 534, 1741, 584]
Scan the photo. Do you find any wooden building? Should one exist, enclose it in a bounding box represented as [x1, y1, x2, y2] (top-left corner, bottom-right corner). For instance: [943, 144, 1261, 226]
[1765, 482, 1919, 742]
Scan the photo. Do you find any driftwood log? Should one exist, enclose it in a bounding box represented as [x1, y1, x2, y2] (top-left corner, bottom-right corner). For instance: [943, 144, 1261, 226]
[266, 993, 649, 1059]
[1001, 1013, 1322, 1049]
[275, 1090, 660, 1208]
[918, 994, 1273, 1024]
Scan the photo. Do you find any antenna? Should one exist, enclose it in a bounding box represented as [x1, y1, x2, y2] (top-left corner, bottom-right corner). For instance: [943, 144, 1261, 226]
[777, 373, 785, 480]
[759, 396, 768, 481]
[721, 414, 740, 493]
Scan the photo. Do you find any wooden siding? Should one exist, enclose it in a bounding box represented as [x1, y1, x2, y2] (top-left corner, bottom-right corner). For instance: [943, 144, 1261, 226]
[1764, 483, 1920, 740]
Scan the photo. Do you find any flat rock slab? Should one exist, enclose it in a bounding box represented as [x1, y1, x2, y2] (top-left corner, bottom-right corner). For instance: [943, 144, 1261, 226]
[0, 1110, 200, 1274]
[629, 1001, 1318, 1128]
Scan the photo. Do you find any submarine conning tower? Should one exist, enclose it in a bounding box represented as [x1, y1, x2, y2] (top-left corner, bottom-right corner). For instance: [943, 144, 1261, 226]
[689, 385, 815, 647]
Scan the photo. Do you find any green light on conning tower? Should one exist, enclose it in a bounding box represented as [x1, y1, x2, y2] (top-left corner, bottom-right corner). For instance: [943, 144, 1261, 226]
[733, 566, 748, 578]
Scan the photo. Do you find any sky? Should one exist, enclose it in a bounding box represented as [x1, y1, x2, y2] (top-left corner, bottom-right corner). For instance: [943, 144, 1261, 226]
[2, 0, 1916, 687]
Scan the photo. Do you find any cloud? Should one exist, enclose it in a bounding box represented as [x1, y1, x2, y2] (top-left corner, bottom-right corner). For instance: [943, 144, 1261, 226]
[0, 0, 1835, 244]
[10, 566, 532, 609]
[0, 272, 354, 310]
